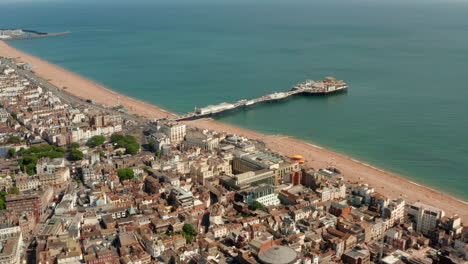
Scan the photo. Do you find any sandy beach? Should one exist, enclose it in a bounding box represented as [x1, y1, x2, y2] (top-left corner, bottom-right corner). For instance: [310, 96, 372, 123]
[1, 40, 467, 222]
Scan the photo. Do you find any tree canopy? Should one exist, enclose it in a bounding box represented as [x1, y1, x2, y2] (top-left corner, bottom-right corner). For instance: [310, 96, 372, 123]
[69, 149, 84, 161]
[6, 136, 21, 144]
[0, 187, 21, 210]
[0, 191, 7, 210]
[155, 150, 162, 158]
[7, 148, 15, 158]
[148, 141, 155, 151]
[8, 186, 20, 195]
[182, 223, 197, 243]
[117, 168, 135, 181]
[110, 134, 140, 155]
[17, 144, 65, 175]
[251, 201, 267, 211]
[87, 135, 106, 148]
[70, 142, 80, 149]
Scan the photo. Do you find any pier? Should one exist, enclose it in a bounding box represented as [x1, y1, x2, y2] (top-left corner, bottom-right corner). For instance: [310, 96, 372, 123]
[6, 31, 71, 41]
[0, 29, 70, 41]
[173, 77, 347, 121]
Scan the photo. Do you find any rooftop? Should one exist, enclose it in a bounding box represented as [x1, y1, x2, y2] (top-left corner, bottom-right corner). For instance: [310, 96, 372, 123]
[258, 246, 297, 264]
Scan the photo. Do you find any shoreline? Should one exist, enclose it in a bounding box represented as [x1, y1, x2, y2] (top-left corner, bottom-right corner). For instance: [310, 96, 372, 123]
[1, 40, 467, 222]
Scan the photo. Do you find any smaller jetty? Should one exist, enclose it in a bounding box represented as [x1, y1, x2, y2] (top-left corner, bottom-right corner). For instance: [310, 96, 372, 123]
[174, 76, 347, 121]
[0, 29, 70, 41]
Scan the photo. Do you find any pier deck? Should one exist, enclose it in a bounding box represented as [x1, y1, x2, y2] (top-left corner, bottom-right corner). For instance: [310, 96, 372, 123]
[6, 32, 71, 41]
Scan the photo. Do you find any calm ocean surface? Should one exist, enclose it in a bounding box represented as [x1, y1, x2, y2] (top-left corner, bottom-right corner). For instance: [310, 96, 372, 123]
[2, 0, 467, 200]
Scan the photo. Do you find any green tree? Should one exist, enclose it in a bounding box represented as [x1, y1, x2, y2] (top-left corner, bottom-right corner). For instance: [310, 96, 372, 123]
[182, 224, 197, 243]
[6, 136, 21, 144]
[0, 191, 7, 210]
[148, 141, 156, 151]
[87, 135, 106, 147]
[58, 147, 66, 153]
[17, 144, 65, 175]
[7, 148, 15, 158]
[110, 133, 124, 143]
[155, 150, 161, 158]
[110, 134, 140, 155]
[251, 201, 267, 211]
[69, 142, 80, 149]
[27, 107, 33, 112]
[8, 186, 20, 195]
[24, 163, 36, 175]
[125, 143, 140, 155]
[117, 168, 134, 181]
[48, 151, 65, 159]
[19, 155, 38, 175]
[69, 149, 84, 161]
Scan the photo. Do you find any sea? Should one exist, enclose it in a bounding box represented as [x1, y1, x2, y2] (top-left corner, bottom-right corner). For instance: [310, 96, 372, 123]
[1, 0, 467, 200]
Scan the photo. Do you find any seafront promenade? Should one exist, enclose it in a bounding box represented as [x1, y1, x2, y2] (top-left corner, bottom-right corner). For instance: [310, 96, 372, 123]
[1, 39, 467, 221]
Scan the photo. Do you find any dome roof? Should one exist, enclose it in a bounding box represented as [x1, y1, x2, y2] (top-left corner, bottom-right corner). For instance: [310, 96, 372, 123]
[291, 155, 303, 159]
[258, 246, 298, 264]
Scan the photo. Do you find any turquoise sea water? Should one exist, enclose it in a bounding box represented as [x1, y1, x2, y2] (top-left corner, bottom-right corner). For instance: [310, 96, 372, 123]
[1, 0, 467, 200]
